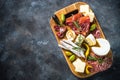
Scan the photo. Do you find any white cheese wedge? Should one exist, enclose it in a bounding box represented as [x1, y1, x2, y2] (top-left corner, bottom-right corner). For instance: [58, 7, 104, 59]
[91, 38, 110, 56]
[85, 34, 96, 46]
[73, 58, 86, 73]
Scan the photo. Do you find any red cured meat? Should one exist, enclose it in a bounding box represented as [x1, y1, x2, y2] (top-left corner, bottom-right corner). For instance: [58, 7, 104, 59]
[88, 56, 112, 73]
[79, 16, 90, 36]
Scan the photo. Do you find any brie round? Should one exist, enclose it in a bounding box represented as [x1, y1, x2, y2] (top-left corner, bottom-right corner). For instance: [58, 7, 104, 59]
[91, 38, 110, 56]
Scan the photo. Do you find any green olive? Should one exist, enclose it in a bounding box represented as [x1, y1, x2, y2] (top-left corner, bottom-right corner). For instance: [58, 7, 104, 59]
[69, 55, 76, 62]
[61, 14, 65, 23]
[90, 24, 96, 31]
[65, 51, 72, 56]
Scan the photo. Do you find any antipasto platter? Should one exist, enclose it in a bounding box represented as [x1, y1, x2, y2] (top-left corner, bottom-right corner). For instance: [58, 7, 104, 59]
[49, 2, 113, 78]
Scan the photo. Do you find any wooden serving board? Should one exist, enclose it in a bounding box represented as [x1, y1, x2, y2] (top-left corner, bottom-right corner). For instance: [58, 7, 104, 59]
[49, 2, 113, 78]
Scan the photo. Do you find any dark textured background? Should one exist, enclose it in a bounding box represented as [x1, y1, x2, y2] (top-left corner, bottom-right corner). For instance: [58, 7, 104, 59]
[0, 0, 120, 80]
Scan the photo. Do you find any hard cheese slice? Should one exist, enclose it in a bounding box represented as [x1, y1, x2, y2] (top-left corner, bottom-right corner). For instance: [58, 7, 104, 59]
[73, 58, 86, 73]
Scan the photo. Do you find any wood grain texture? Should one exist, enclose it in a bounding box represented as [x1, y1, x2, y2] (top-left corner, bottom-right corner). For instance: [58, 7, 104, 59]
[50, 2, 113, 78]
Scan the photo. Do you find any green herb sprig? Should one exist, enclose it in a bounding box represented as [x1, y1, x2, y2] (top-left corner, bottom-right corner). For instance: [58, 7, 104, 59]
[73, 21, 81, 28]
[72, 46, 85, 52]
[88, 56, 104, 63]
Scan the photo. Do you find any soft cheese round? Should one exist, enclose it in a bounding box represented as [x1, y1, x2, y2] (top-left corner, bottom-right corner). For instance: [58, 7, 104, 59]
[91, 38, 110, 56]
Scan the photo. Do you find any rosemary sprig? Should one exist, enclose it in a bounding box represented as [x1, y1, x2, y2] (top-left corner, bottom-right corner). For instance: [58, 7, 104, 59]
[88, 56, 97, 61]
[73, 21, 81, 28]
[72, 46, 85, 52]
[88, 56, 104, 63]
[98, 58, 104, 63]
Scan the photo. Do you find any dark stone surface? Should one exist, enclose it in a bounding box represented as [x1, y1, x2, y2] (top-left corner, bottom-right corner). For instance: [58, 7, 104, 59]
[0, 0, 120, 80]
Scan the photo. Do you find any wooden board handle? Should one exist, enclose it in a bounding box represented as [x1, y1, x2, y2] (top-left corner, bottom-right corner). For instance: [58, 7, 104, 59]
[65, 4, 77, 13]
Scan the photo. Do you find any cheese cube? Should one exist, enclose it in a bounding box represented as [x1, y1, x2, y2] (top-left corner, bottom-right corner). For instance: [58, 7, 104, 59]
[80, 5, 95, 22]
[80, 5, 89, 13]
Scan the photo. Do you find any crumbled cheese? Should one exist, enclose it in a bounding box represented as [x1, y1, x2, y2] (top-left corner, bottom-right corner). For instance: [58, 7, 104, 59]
[73, 58, 86, 73]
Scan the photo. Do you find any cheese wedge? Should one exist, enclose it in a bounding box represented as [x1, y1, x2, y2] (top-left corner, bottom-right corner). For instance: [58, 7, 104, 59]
[73, 58, 86, 73]
[91, 38, 110, 56]
[85, 34, 96, 46]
